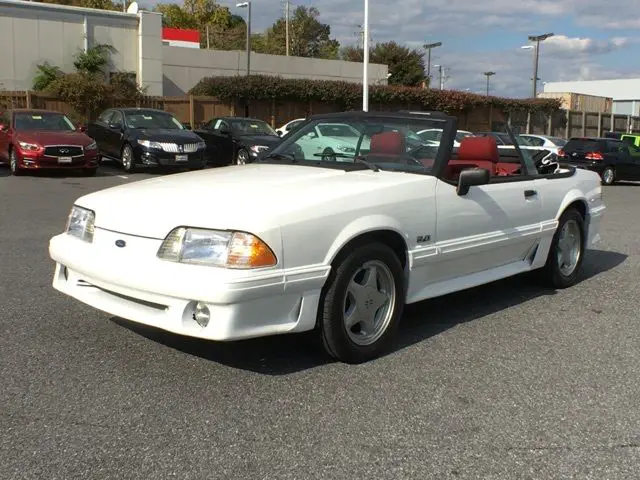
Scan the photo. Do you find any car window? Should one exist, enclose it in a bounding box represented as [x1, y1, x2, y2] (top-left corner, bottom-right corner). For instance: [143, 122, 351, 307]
[523, 136, 544, 147]
[286, 120, 303, 131]
[267, 115, 451, 175]
[417, 129, 443, 142]
[564, 139, 607, 153]
[110, 111, 124, 127]
[230, 119, 277, 136]
[98, 110, 114, 124]
[0, 111, 9, 126]
[550, 137, 567, 147]
[627, 144, 640, 156]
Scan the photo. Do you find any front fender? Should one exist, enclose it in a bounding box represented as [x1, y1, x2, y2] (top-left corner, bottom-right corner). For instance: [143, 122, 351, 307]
[324, 214, 409, 265]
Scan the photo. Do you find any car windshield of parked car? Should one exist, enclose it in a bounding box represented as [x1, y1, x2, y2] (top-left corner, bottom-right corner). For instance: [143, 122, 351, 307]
[14, 112, 76, 131]
[231, 119, 278, 136]
[125, 111, 185, 130]
[550, 137, 567, 147]
[261, 116, 451, 174]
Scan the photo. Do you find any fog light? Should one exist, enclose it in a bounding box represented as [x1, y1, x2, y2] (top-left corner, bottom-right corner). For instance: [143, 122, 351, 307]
[193, 302, 210, 327]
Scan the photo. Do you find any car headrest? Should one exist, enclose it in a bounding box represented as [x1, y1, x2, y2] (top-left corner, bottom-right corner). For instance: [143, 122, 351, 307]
[457, 136, 499, 163]
[369, 131, 406, 155]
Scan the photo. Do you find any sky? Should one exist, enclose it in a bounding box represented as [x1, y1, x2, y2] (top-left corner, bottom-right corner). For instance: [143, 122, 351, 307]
[164, 0, 640, 98]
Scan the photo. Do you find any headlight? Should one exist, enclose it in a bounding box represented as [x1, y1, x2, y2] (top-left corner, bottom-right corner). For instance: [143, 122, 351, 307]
[249, 145, 269, 154]
[337, 145, 355, 153]
[157, 227, 277, 269]
[65, 205, 95, 243]
[85, 141, 97, 151]
[138, 139, 163, 149]
[19, 141, 40, 151]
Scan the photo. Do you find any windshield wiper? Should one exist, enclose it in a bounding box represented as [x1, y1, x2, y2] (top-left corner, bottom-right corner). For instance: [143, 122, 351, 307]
[353, 156, 380, 172]
[311, 152, 380, 171]
[261, 152, 298, 163]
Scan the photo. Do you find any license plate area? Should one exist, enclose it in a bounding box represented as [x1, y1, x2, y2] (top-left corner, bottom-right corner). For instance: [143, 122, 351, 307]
[58, 157, 72, 164]
[175, 154, 188, 162]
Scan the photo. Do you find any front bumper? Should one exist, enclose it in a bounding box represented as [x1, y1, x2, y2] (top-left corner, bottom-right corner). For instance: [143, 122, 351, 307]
[49, 229, 329, 341]
[136, 146, 207, 168]
[19, 150, 99, 169]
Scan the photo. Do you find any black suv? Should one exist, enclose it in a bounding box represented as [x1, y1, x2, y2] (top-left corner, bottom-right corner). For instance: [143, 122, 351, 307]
[558, 137, 640, 185]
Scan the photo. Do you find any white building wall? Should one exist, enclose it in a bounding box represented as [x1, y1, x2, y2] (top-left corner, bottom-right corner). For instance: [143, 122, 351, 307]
[543, 79, 640, 115]
[0, 0, 140, 91]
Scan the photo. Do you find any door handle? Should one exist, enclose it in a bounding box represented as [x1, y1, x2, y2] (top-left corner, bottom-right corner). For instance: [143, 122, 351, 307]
[524, 189, 537, 198]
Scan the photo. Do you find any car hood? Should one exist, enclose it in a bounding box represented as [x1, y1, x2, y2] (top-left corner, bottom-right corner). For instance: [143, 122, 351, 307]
[132, 129, 202, 142]
[237, 135, 281, 146]
[15, 130, 94, 146]
[76, 164, 422, 239]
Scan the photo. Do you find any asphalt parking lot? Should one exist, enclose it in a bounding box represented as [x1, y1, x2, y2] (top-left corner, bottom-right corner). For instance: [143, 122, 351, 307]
[1, 162, 639, 480]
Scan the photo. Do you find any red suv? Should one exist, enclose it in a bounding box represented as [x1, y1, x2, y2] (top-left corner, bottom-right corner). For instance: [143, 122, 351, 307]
[0, 109, 99, 176]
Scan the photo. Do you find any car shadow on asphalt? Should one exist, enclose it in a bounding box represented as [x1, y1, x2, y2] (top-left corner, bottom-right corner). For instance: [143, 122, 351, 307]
[111, 249, 627, 375]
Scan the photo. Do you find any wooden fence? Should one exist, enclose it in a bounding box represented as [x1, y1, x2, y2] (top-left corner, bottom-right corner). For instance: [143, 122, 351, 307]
[3, 90, 640, 138]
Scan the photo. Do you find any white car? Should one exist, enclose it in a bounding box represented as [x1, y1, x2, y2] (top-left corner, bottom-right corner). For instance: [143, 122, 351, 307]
[49, 111, 605, 364]
[417, 128, 474, 147]
[276, 118, 306, 137]
[519, 134, 567, 155]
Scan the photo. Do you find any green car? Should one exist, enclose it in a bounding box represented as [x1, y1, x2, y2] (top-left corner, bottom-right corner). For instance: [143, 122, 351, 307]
[295, 122, 438, 161]
[621, 134, 640, 147]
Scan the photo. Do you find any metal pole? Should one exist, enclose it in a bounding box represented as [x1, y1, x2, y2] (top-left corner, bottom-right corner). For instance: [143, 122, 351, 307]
[439, 66, 443, 90]
[285, 0, 290, 56]
[486, 75, 489, 96]
[532, 40, 539, 98]
[362, 0, 369, 111]
[246, 2, 251, 76]
[427, 49, 431, 86]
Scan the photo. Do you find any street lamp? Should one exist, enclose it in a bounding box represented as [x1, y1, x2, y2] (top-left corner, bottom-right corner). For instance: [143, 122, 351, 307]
[423, 41, 442, 88]
[483, 71, 495, 96]
[526, 32, 553, 98]
[236, 1, 251, 76]
[362, 0, 370, 111]
[433, 64, 444, 90]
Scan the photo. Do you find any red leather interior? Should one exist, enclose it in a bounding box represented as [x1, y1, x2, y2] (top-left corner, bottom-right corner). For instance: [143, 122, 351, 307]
[369, 131, 406, 159]
[444, 136, 499, 180]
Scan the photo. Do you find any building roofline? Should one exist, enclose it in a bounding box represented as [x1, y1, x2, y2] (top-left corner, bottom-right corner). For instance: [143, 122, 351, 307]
[0, 0, 160, 19]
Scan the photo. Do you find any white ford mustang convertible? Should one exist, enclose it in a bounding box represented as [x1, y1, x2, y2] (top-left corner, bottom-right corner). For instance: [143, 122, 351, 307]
[49, 110, 605, 364]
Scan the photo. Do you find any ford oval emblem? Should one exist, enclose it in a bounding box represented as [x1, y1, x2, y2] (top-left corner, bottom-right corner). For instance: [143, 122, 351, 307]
[115, 239, 126, 248]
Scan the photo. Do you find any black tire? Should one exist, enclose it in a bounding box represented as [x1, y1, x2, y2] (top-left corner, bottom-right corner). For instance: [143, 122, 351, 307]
[121, 144, 136, 173]
[318, 242, 405, 364]
[321, 148, 336, 162]
[601, 166, 615, 185]
[536, 207, 586, 289]
[235, 148, 249, 165]
[9, 148, 24, 176]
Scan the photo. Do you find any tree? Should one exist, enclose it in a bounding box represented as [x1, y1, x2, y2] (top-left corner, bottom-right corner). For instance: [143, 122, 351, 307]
[32, 62, 64, 91]
[340, 41, 426, 86]
[254, 6, 340, 59]
[73, 44, 117, 75]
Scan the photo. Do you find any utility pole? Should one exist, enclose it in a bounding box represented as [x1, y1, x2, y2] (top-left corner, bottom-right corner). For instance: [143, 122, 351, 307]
[528, 33, 553, 98]
[433, 64, 444, 90]
[285, 0, 290, 56]
[483, 71, 495, 96]
[423, 41, 442, 88]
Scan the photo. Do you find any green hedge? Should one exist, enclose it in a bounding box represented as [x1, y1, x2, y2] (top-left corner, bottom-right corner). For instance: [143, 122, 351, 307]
[190, 75, 562, 113]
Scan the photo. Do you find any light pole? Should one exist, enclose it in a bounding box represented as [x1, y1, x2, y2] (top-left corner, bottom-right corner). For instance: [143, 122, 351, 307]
[526, 33, 553, 98]
[433, 64, 444, 90]
[483, 71, 495, 96]
[423, 41, 442, 88]
[362, 0, 370, 111]
[236, 1, 251, 76]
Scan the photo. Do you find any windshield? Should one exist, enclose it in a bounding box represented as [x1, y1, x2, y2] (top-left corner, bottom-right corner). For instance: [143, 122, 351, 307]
[14, 112, 76, 131]
[124, 111, 184, 130]
[231, 119, 278, 136]
[260, 115, 452, 174]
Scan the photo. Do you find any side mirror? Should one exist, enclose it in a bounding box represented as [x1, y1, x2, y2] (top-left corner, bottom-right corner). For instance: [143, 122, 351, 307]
[77, 125, 86, 132]
[457, 167, 490, 196]
[0, 123, 7, 132]
[109, 123, 123, 131]
[277, 131, 283, 136]
[183, 123, 192, 130]
[219, 127, 230, 135]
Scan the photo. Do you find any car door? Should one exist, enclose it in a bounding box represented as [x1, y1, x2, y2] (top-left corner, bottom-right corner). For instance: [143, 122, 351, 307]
[88, 110, 115, 157]
[431, 139, 542, 285]
[620, 144, 640, 180]
[105, 110, 125, 158]
[194, 118, 223, 165]
[0, 111, 10, 161]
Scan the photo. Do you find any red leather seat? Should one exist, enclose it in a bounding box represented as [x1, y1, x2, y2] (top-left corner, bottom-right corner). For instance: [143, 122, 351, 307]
[368, 131, 406, 161]
[445, 136, 499, 180]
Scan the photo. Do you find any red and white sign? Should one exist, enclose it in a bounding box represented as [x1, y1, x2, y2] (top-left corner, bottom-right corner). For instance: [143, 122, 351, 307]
[162, 27, 200, 49]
